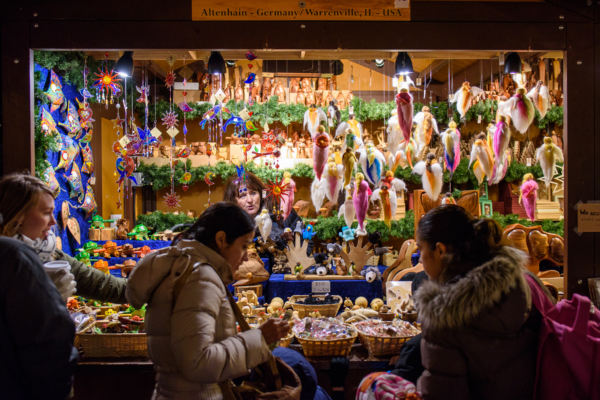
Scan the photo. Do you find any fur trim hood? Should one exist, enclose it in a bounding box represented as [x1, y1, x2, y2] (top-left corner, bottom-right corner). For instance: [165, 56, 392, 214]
[415, 246, 531, 332]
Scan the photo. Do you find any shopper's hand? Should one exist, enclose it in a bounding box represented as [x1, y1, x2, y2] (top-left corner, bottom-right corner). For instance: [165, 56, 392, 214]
[329, 356, 350, 388]
[258, 318, 290, 344]
[49, 269, 77, 302]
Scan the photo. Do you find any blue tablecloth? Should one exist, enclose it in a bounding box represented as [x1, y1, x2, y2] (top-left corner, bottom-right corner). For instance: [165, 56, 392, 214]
[88, 239, 171, 250]
[267, 269, 385, 305]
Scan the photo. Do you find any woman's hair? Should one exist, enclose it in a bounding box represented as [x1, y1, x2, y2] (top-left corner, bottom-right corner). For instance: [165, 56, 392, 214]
[417, 204, 508, 283]
[172, 202, 255, 249]
[223, 171, 271, 211]
[0, 172, 54, 237]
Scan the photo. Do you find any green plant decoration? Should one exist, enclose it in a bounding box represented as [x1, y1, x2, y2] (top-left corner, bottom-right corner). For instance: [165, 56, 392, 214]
[135, 211, 197, 233]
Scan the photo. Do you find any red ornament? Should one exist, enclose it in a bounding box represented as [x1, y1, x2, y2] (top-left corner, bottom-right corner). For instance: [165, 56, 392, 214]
[182, 184, 189, 192]
[248, 112, 253, 116]
[248, 64, 253, 69]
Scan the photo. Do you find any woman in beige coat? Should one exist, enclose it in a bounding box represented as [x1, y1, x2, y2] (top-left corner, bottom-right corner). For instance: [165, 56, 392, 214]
[126, 203, 290, 400]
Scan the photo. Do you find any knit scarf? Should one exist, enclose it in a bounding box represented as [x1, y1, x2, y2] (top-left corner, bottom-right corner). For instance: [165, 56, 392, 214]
[14, 230, 57, 263]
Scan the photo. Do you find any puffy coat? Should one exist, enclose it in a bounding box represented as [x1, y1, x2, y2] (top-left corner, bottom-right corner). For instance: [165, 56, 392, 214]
[415, 246, 542, 400]
[126, 240, 270, 400]
[55, 249, 128, 304]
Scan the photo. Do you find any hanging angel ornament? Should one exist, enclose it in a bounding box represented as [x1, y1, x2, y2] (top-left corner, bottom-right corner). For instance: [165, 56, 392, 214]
[395, 79, 414, 143]
[450, 82, 484, 119]
[490, 149, 512, 185]
[303, 105, 327, 138]
[497, 87, 535, 134]
[378, 170, 407, 194]
[353, 173, 372, 236]
[386, 110, 403, 155]
[337, 188, 356, 230]
[357, 143, 385, 186]
[413, 106, 439, 154]
[527, 80, 550, 119]
[370, 185, 395, 228]
[336, 115, 364, 141]
[412, 153, 443, 201]
[310, 175, 328, 211]
[43, 69, 65, 113]
[280, 171, 296, 220]
[327, 100, 341, 125]
[441, 121, 461, 179]
[325, 156, 344, 202]
[469, 134, 495, 185]
[536, 136, 564, 189]
[313, 126, 330, 180]
[254, 209, 273, 242]
[342, 147, 357, 188]
[519, 173, 538, 222]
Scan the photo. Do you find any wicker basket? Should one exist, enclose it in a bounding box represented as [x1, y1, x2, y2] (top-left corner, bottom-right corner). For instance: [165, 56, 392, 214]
[78, 333, 148, 358]
[290, 295, 342, 318]
[279, 332, 294, 348]
[355, 324, 413, 356]
[295, 328, 357, 357]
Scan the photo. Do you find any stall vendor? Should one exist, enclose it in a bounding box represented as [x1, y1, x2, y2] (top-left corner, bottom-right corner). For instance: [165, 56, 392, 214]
[223, 172, 302, 261]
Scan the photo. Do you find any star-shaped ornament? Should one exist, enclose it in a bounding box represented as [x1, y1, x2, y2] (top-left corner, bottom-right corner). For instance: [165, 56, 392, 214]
[112, 116, 125, 129]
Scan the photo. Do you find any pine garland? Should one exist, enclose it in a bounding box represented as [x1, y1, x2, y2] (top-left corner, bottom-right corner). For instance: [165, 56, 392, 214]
[486, 212, 564, 237]
[135, 211, 197, 232]
[137, 160, 316, 191]
[308, 210, 415, 241]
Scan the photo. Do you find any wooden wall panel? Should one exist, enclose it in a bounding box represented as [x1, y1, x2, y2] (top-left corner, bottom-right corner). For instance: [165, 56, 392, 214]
[564, 23, 595, 297]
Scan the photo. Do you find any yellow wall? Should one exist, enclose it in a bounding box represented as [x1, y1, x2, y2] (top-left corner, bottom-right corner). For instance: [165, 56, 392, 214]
[101, 117, 123, 218]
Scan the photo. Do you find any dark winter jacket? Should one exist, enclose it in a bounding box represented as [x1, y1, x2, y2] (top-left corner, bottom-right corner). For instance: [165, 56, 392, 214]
[415, 246, 542, 400]
[55, 248, 128, 304]
[0, 237, 78, 399]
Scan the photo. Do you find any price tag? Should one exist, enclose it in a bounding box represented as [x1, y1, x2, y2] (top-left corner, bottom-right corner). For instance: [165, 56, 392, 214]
[526, 157, 532, 166]
[328, 118, 333, 127]
[262, 72, 274, 78]
[349, 105, 354, 114]
[478, 115, 482, 123]
[312, 281, 330, 293]
[89, 176, 96, 185]
[167, 127, 179, 138]
[118, 136, 130, 148]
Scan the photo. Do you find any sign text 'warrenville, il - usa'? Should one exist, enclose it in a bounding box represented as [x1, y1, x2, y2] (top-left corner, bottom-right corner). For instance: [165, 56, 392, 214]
[192, 0, 410, 21]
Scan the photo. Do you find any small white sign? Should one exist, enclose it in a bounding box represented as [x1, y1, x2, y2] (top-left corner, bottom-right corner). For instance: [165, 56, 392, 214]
[526, 157, 532, 166]
[150, 127, 162, 138]
[328, 118, 333, 127]
[174, 82, 199, 91]
[312, 281, 331, 293]
[392, 77, 399, 88]
[214, 89, 226, 103]
[478, 115, 482, 123]
[262, 72, 274, 78]
[89, 176, 96, 185]
[349, 105, 354, 114]
[239, 108, 251, 121]
[167, 127, 179, 138]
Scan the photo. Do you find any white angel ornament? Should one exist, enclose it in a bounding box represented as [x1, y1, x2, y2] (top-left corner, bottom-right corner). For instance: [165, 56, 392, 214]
[413, 106, 439, 154]
[254, 209, 272, 242]
[536, 136, 564, 188]
[469, 134, 495, 185]
[412, 153, 443, 201]
[337, 188, 356, 229]
[303, 105, 328, 138]
[450, 82, 484, 119]
[527, 81, 550, 119]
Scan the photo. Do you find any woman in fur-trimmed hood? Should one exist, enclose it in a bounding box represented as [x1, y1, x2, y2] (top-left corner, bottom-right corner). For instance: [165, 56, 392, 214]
[414, 205, 547, 400]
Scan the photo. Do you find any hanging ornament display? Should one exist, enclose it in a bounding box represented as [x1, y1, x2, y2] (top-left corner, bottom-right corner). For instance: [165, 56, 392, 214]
[43, 69, 65, 113]
[78, 183, 97, 219]
[66, 163, 84, 203]
[80, 143, 94, 174]
[58, 101, 82, 138]
[42, 166, 61, 198]
[40, 107, 59, 137]
[54, 134, 78, 173]
[92, 52, 123, 108]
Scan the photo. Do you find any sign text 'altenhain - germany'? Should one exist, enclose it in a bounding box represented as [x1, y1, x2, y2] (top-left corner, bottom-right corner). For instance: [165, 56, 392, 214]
[191, 0, 410, 21]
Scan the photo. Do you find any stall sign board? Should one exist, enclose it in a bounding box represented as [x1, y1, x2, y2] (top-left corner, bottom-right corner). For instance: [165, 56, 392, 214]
[312, 281, 331, 293]
[192, 0, 410, 21]
[577, 203, 600, 233]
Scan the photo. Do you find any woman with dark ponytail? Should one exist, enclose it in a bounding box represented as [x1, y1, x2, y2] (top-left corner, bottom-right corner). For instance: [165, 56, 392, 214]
[414, 205, 548, 400]
[126, 203, 290, 400]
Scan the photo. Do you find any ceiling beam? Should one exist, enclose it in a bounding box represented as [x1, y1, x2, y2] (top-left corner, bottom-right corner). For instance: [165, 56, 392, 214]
[148, 60, 167, 79]
[417, 59, 448, 81]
